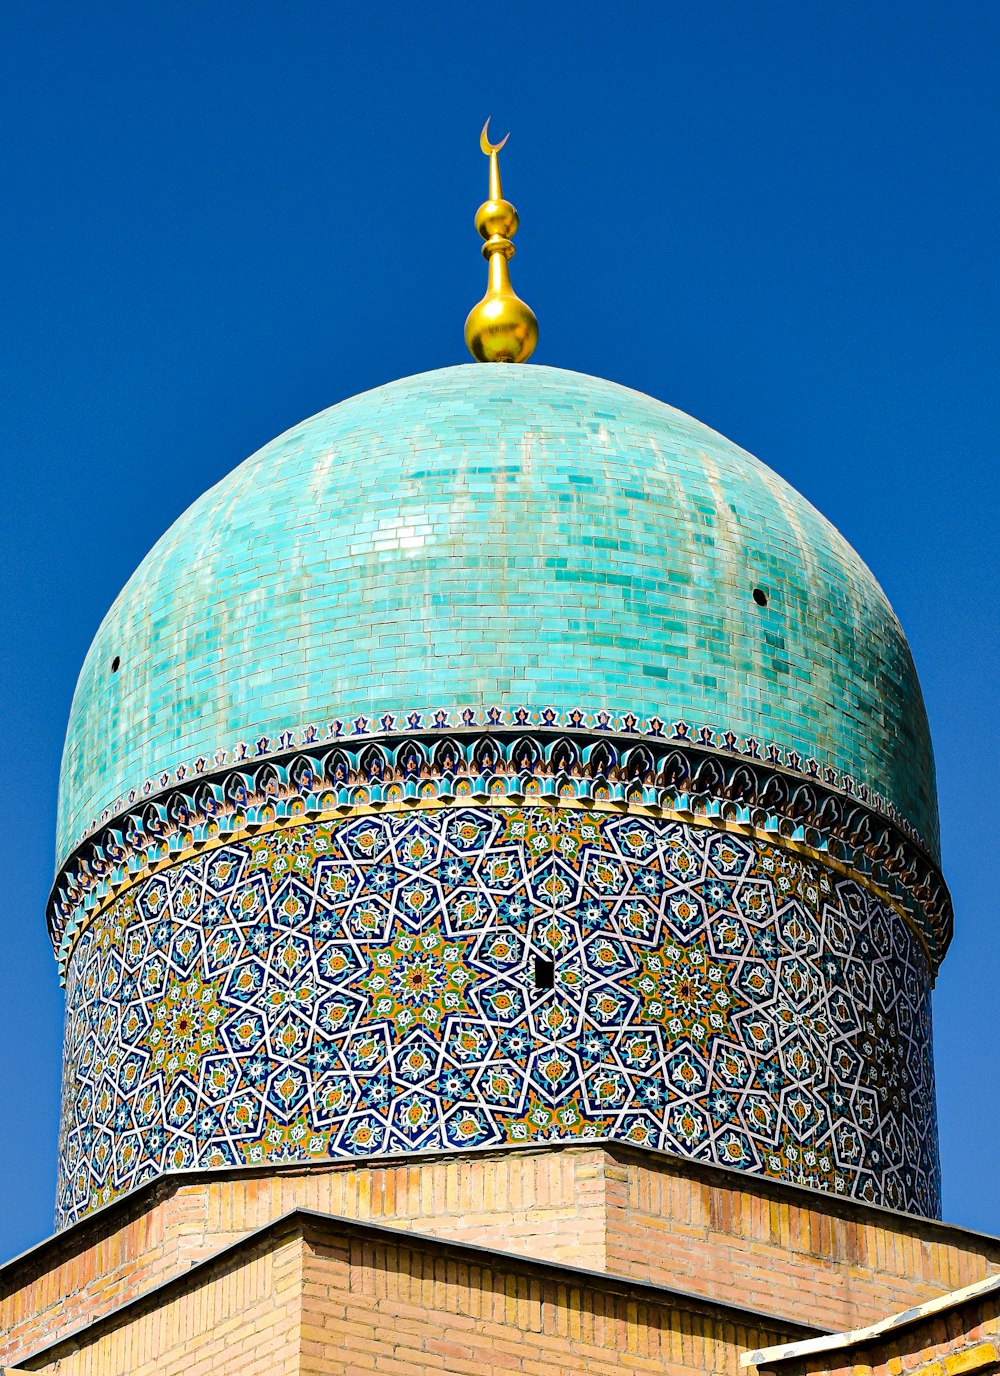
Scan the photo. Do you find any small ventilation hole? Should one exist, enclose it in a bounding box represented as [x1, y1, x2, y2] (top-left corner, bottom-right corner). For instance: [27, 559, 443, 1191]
[752, 588, 768, 607]
[111, 655, 121, 673]
[534, 955, 555, 991]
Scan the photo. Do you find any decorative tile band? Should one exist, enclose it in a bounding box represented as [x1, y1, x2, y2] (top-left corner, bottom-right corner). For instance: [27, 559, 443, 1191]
[71, 708, 933, 856]
[49, 723, 952, 981]
[56, 805, 940, 1228]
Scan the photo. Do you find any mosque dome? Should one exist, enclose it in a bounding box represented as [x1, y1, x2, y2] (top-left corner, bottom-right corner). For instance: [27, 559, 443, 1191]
[57, 364, 937, 866]
[50, 361, 951, 1228]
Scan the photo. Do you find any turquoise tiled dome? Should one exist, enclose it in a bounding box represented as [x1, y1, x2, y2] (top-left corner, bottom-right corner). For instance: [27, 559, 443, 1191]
[57, 364, 937, 864]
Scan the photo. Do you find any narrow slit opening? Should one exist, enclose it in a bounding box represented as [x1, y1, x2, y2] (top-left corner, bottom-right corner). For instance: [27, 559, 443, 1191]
[534, 955, 555, 991]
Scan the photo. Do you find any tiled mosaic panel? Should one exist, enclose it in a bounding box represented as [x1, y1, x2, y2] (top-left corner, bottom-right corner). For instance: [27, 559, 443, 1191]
[58, 364, 937, 861]
[57, 807, 940, 1227]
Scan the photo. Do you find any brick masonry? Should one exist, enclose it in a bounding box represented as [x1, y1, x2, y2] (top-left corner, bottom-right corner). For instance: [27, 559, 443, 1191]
[3, 1212, 808, 1376]
[4, 1147, 1000, 1370]
[745, 1270, 1000, 1376]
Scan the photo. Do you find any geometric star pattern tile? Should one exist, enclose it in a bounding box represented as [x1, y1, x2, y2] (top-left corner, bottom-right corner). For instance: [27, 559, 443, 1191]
[57, 806, 939, 1227]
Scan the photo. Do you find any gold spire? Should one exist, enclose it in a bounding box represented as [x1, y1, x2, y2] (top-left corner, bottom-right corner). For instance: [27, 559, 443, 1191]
[464, 119, 538, 364]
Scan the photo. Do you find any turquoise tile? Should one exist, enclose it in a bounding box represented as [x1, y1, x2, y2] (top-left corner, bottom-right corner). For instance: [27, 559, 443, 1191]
[58, 364, 938, 861]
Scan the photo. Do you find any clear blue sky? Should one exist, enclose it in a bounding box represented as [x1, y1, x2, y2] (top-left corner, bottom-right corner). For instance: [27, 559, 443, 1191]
[1, 0, 997, 1260]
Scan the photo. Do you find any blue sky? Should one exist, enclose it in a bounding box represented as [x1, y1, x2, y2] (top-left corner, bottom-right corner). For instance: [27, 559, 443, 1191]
[1, 0, 997, 1259]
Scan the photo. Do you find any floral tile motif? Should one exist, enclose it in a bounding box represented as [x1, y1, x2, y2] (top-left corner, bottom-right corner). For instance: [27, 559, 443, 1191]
[56, 806, 939, 1227]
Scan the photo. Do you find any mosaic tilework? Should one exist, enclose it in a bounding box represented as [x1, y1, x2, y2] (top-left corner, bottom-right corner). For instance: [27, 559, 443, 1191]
[57, 365, 938, 864]
[71, 703, 935, 858]
[56, 806, 940, 1228]
[48, 728, 951, 982]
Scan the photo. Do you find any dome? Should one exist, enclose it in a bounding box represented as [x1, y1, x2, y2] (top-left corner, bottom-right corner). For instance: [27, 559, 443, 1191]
[51, 363, 949, 1226]
[58, 364, 937, 865]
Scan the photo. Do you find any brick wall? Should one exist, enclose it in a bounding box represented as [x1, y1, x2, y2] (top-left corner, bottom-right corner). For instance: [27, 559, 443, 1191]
[746, 1274, 1000, 1376]
[603, 1149, 1000, 1330]
[16, 1230, 302, 1376]
[3, 1148, 999, 1368]
[297, 1224, 795, 1376]
[14, 1214, 803, 1376]
[0, 1149, 605, 1366]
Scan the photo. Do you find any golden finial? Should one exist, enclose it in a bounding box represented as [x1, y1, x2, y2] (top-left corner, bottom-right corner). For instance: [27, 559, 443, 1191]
[464, 118, 538, 364]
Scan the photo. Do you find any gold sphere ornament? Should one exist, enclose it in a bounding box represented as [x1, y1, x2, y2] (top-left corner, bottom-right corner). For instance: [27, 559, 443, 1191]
[475, 198, 519, 241]
[464, 119, 538, 364]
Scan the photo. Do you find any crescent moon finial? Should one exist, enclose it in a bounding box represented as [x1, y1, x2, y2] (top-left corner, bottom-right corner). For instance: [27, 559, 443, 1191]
[465, 121, 538, 364]
[480, 117, 510, 156]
